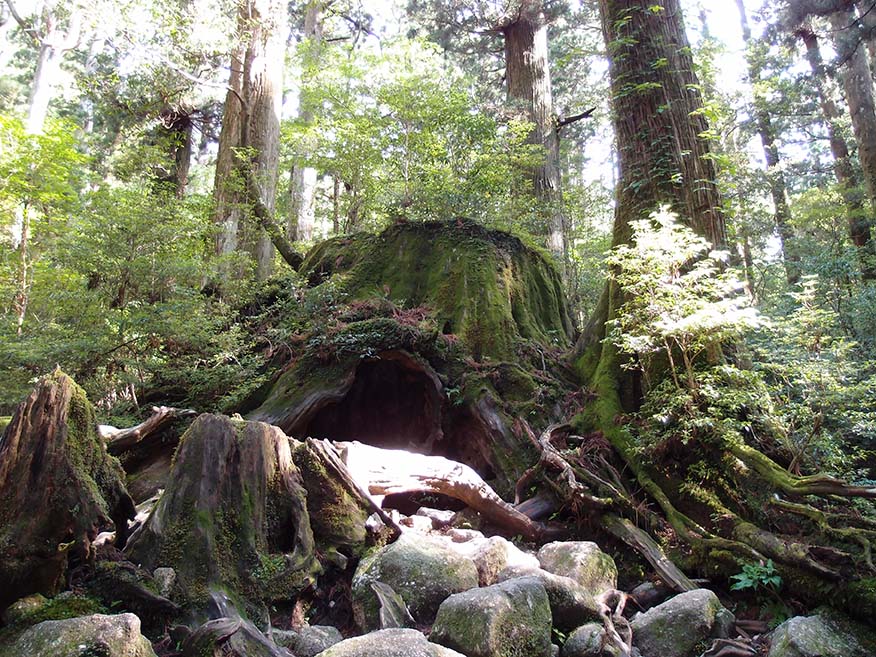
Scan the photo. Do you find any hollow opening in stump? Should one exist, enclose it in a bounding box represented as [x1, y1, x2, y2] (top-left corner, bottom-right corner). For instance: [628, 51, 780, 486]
[296, 351, 495, 480]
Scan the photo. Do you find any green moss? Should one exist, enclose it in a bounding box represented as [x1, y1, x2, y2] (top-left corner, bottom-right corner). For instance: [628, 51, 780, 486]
[0, 416, 10, 434]
[299, 220, 572, 361]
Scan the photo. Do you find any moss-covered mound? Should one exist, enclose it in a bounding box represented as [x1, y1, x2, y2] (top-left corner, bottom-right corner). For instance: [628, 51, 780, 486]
[300, 220, 574, 360]
[246, 221, 580, 493]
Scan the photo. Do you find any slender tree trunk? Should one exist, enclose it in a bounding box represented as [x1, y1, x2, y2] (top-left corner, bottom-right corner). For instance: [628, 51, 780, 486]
[736, 0, 801, 285]
[502, 0, 566, 261]
[213, 44, 245, 267]
[288, 0, 322, 243]
[830, 5, 876, 278]
[14, 205, 29, 335]
[798, 23, 876, 279]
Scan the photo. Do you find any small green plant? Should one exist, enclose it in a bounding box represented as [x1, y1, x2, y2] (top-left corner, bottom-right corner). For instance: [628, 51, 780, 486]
[730, 559, 781, 592]
[730, 559, 790, 626]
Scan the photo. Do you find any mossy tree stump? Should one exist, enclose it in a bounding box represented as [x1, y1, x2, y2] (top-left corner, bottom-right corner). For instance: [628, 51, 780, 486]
[125, 414, 319, 613]
[0, 370, 135, 612]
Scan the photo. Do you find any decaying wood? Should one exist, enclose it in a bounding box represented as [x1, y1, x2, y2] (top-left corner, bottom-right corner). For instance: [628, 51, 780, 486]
[599, 514, 696, 593]
[0, 371, 135, 611]
[305, 438, 402, 539]
[334, 440, 553, 541]
[99, 405, 196, 456]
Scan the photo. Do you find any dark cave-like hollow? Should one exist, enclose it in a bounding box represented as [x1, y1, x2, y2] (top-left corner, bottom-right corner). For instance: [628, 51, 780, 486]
[295, 351, 495, 479]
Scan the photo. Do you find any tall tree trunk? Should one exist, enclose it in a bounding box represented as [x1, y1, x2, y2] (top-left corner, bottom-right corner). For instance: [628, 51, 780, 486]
[288, 0, 322, 243]
[240, 0, 286, 280]
[502, 0, 566, 262]
[855, 0, 876, 80]
[830, 5, 876, 278]
[736, 0, 801, 285]
[213, 0, 286, 282]
[213, 44, 245, 269]
[798, 23, 876, 279]
[599, 0, 725, 250]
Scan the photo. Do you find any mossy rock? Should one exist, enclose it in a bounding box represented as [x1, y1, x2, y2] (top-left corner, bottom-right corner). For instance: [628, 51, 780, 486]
[429, 576, 553, 657]
[4, 612, 157, 657]
[351, 534, 479, 631]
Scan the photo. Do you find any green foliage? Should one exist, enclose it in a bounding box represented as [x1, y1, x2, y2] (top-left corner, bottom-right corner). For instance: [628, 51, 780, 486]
[282, 38, 542, 234]
[607, 209, 761, 390]
[730, 559, 781, 592]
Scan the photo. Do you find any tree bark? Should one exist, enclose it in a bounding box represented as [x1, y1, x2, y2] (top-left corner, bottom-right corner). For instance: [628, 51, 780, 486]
[502, 0, 567, 262]
[598, 0, 726, 250]
[798, 23, 876, 279]
[288, 0, 322, 243]
[213, 0, 286, 281]
[240, 0, 286, 280]
[830, 6, 876, 279]
[213, 44, 245, 268]
[736, 0, 801, 285]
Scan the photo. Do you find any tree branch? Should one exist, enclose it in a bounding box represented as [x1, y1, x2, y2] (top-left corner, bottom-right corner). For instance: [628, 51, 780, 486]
[557, 108, 596, 131]
[4, 0, 39, 43]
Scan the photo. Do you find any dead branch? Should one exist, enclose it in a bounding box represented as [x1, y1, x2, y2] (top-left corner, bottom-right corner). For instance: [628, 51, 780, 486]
[99, 406, 196, 456]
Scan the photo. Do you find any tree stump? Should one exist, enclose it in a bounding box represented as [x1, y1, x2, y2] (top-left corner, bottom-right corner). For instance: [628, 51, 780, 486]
[125, 414, 319, 613]
[0, 370, 135, 611]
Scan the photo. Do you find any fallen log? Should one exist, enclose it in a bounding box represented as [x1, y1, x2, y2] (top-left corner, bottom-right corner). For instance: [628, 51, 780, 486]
[99, 405, 196, 456]
[334, 441, 554, 541]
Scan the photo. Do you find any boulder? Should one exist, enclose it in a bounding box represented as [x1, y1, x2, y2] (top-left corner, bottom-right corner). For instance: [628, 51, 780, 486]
[441, 535, 540, 586]
[273, 625, 343, 657]
[497, 565, 602, 630]
[537, 542, 617, 596]
[314, 628, 466, 657]
[352, 533, 478, 630]
[125, 414, 318, 611]
[768, 612, 876, 657]
[561, 623, 622, 657]
[430, 576, 553, 657]
[6, 613, 156, 657]
[0, 372, 135, 610]
[631, 589, 734, 657]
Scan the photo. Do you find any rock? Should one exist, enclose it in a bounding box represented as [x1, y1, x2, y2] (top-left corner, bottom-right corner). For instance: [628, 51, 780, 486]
[497, 565, 602, 631]
[537, 542, 617, 596]
[561, 622, 622, 657]
[3, 593, 49, 625]
[352, 533, 479, 631]
[182, 617, 292, 657]
[273, 625, 343, 657]
[0, 372, 135, 611]
[443, 535, 540, 587]
[629, 580, 673, 611]
[430, 576, 553, 657]
[767, 612, 876, 657]
[631, 589, 734, 657]
[315, 628, 466, 657]
[400, 515, 435, 533]
[125, 414, 319, 611]
[416, 507, 456, 529]
[7, 612, 156, 657]
[153, 567, 176, 597]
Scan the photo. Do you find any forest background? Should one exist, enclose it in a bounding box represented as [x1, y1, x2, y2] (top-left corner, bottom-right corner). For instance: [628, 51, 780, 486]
[0, 0, 874, 497]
